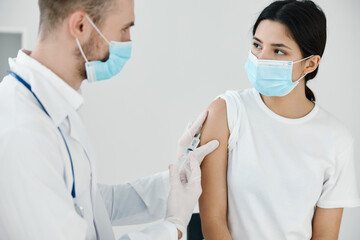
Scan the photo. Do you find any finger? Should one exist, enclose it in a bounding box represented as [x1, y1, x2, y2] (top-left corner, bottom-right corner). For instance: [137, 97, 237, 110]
[177, 110, 208, 152]
[180, 174, 187, 184]
[186, 121, 193, 130]
[169, 164, 181, 186]
[186, 160, 202, 193]
[190, 140, 219, 165]
[180, 160, 192, 183]
[187, 110, 208, 138]
[189, 158, 201, 179]
[177, 120, 196, 149]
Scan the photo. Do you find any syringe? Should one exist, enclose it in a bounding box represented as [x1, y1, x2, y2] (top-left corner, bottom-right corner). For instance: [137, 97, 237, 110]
[179, 133, 201, 171]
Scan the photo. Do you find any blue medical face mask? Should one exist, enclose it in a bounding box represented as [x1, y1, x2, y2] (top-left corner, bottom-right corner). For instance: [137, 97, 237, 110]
[76, 15, 132, 83]
[245, 50, 313, 96]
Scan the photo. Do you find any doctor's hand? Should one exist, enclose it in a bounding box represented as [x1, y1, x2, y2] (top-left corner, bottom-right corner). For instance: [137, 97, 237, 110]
[165, 111, 219, 238]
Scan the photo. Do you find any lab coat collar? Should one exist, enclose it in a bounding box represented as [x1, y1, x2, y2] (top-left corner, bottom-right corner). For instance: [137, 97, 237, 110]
[8, 49, 84, 127]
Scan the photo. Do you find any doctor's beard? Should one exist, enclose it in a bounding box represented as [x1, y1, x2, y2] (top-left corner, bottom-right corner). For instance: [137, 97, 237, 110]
[74, 30, 110, 81]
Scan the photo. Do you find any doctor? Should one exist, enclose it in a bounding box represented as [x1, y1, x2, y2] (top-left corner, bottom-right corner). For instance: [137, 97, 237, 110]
[0, 0, 219, 239]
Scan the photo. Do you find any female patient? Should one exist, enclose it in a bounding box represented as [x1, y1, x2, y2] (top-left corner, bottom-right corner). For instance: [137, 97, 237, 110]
[199, 0, 360, 239]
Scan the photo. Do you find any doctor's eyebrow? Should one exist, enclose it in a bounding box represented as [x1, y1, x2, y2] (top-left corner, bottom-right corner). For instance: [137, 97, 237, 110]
[252, 36, 292, 50]
[122, 21, 135, 30]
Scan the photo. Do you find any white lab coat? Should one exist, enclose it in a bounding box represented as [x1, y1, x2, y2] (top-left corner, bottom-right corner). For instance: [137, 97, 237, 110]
[0, 50, 178, 240]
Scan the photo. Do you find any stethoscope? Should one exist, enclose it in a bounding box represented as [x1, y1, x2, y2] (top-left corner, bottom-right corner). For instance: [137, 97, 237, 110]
[8, 70, 85, 218]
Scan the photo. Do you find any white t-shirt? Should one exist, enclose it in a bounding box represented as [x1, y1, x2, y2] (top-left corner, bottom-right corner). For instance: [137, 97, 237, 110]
[218, 88, 360, 240]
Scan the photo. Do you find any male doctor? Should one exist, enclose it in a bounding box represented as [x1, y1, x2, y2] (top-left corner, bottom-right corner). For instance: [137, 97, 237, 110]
[0, 0, 219, 239]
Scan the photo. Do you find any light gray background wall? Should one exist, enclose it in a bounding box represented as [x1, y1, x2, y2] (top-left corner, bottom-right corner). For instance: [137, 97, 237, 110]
[1, 0, 359, 239]
[0, 33, 22, 78]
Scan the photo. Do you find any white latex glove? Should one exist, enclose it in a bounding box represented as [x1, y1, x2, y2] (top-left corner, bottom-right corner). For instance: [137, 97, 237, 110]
[165, 111, 219, 237]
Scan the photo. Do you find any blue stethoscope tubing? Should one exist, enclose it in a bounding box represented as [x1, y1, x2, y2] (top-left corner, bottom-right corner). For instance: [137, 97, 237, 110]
[8, 70, 76, 199]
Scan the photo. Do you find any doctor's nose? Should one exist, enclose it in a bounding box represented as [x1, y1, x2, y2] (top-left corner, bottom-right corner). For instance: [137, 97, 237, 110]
[121, 29, 131, 42]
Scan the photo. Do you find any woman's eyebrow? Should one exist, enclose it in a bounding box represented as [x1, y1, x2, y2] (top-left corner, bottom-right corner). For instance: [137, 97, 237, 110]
[271, 43, 292, 50]
[253, 36, 263, 43]
[253, 36, 292, 50]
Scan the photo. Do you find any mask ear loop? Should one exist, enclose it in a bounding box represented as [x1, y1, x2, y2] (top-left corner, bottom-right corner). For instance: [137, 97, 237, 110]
[293, 55, 313, 64]
[293, 55, 313, 82]
[75, 38, 89, 63]
[85, 15, 110, 45]
[295, 73, 308, 83]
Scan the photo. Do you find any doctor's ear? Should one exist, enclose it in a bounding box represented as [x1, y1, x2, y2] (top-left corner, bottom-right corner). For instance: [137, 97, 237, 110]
[304, 55, 321, 75]
[68, 11, 92, 40]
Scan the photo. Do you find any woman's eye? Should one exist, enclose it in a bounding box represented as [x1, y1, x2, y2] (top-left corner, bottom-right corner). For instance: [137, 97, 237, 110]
[253, 42, 261, 49]
[275, 49, 285, 55]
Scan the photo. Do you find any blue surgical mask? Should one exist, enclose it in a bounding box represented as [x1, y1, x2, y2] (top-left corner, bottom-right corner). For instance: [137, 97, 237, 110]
[76, 15, 132, 83]
[245, 51, 312, 96]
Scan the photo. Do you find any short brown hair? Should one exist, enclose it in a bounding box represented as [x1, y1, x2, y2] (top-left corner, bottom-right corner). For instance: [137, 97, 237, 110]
[38, 0, 115, 37]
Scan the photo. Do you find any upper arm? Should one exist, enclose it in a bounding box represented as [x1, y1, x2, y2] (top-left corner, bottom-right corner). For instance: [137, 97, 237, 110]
[311, 207, 343, 239]
[198, 98, 230, 223]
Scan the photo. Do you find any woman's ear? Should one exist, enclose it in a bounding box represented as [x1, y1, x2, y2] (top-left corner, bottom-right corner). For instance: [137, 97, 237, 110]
[304, 55, 321, 75]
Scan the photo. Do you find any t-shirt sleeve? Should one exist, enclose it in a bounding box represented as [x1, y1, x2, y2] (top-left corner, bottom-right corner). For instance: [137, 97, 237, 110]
[316, 141, 360, 208]
[216, 90, 243, 152]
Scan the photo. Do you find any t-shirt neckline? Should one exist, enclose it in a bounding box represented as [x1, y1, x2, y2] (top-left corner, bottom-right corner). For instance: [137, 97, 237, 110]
[252, 88, 319, 124]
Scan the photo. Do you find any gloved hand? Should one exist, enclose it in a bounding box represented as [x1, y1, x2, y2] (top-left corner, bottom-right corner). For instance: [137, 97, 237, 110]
[165, 110, 219, 237]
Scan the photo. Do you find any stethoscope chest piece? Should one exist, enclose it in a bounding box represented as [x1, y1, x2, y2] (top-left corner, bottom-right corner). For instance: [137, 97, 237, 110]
[74, 202, 84, 218]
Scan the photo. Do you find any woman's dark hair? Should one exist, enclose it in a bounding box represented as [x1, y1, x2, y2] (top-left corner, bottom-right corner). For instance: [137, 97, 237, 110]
[252, 0, 327, 102]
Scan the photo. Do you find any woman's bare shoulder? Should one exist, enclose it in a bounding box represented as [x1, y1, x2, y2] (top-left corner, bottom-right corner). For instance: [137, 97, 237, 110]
[200, 97, 229, 146]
